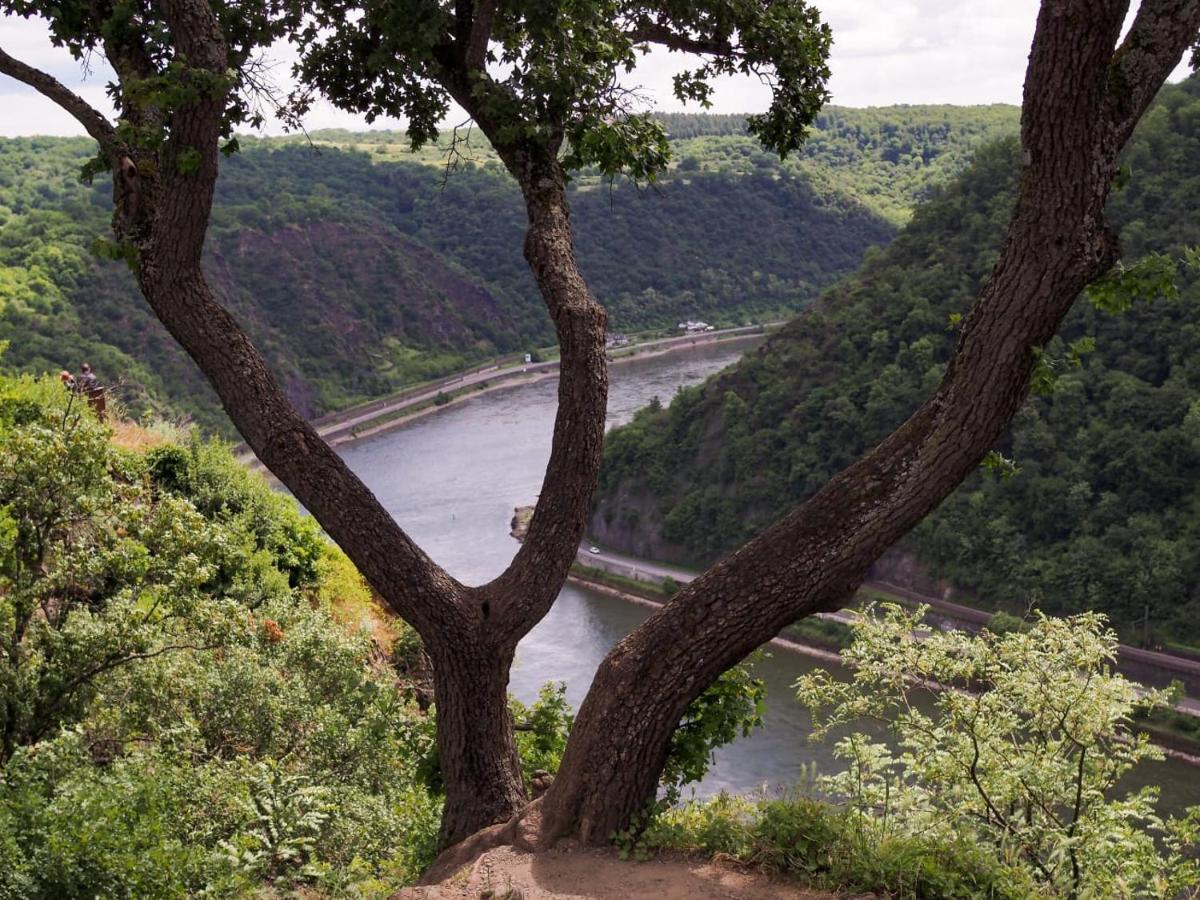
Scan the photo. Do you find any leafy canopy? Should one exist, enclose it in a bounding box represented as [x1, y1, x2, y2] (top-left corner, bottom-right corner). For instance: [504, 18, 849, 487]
[296, 0, 832, 179]
[1, 0, 302, 156]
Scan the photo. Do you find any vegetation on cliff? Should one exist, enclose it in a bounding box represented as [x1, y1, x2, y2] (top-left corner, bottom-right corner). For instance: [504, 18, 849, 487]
[0, 371, 448, 894]
[593, 74, 1200, 645]
[623, 608, 1200, 899]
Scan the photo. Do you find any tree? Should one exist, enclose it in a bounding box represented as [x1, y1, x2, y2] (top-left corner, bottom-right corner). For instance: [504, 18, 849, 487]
[3, 0, 1199, 858]
[796, 605, 1200, 897]
[0, 0, 833, 848]
[535, 1, 1200, 844]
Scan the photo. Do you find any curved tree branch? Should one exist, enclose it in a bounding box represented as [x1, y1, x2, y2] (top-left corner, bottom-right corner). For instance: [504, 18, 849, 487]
[1104, 0, 1200, 144]
[541, 0, 1200, 843]
[0, 45, 117, 154]
[120, 3, 520, 843]
[115, 0, 468, 642]
[436, 69, 610, 646]
[477, 160, 608, 644]
[626, 22, 735, 57]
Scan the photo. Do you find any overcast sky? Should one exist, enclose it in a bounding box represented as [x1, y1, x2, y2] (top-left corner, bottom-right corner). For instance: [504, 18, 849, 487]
[0, 1, 1191, 138]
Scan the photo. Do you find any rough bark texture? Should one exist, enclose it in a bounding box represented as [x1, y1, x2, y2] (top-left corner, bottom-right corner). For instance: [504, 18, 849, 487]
[0, 46, 117, 149]
[429, 642, 527, 846]
[477, 147, 610, 646]
[540, 0, 1200, 844]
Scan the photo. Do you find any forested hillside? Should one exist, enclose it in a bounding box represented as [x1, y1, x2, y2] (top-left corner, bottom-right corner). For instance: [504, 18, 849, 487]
[659, 104, 1018, 224]
[592, 76, 1200, 645]
[0, 106, 1014, 431]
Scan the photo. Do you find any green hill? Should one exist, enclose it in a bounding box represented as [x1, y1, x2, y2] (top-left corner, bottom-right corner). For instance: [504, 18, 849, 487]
[591, 77, 1200, 645]
[0, 106, 1015, 431]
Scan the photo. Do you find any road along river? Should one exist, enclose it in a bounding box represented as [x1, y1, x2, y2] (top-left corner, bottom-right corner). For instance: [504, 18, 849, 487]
[335, 337, 1200, 814]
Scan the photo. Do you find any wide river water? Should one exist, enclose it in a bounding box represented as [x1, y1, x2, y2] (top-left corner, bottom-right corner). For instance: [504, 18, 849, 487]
[337, 338, 1200, 813]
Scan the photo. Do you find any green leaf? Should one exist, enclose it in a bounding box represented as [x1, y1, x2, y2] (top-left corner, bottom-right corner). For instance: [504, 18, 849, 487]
[980, 450, 1020, 480]
[1086, 252, 1179, 313]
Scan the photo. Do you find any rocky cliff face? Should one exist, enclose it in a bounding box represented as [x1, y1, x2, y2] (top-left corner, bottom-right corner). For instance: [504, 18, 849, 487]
[204, 221, 520, 416]
[59, 219, 519, 426]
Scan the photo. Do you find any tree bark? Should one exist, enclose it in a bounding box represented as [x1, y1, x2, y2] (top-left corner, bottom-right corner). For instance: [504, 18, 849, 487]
[428, 641, 526, 847]
[473, 146, 610, 646]
[541, 0, 1200, 844]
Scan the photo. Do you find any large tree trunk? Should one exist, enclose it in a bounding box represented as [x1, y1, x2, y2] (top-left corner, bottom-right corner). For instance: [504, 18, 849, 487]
[541, 0, 1200, 844]
[428, 640, 526, 848]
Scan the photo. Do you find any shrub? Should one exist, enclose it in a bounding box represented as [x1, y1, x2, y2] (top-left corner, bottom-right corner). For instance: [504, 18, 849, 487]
[620, 791, 1033, 898]
[510, 682, 575, 785]
[796, 604, 1200, 897]
[0, 374, 440, 894]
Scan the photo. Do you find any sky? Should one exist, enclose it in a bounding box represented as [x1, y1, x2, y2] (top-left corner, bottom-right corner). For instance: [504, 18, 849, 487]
[0, 1, 1190, 138]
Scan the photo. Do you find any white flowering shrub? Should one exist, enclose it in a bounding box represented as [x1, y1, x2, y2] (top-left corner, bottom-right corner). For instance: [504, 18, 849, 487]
[795, 604, 1200, 899]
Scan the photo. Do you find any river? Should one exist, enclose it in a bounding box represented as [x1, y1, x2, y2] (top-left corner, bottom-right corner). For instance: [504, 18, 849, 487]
[337, 338, 1200, 813]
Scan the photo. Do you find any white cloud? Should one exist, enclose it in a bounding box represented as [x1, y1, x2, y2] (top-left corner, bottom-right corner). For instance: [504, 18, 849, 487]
[0, 2, 1193, 138]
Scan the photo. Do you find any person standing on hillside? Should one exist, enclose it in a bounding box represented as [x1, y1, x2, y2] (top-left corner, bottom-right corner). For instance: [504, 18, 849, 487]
[77, 363, 106, 421]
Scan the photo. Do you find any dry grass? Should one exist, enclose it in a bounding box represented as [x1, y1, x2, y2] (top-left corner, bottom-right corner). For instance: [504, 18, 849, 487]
[106, 413, 189, 453]
[108, 420, 168, 452]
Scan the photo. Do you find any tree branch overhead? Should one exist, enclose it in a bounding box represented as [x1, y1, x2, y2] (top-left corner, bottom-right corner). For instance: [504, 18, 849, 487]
[0, 45, 116, 153]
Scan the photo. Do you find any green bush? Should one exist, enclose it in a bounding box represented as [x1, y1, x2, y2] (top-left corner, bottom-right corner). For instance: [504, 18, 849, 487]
[0, 374, 441, 895]
[984, 610, 1030, 634]
[510, 682, 575, 785]
[797, 605, 1200, 897]
[622, 792, 1033, 898]
[146, 439, 325, 589]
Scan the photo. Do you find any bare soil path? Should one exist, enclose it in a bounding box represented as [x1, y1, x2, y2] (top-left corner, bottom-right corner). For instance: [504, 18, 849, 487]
[397, 845, 855, 900]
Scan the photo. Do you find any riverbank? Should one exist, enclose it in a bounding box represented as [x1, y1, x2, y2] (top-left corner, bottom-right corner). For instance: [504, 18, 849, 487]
[564, 563, 1200, 767]
[239, 324, 775, 464]
[511, 508, 854, 666]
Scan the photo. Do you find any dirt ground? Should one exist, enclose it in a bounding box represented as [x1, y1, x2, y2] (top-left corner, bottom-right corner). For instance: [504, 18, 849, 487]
[396, 844, 857, 899]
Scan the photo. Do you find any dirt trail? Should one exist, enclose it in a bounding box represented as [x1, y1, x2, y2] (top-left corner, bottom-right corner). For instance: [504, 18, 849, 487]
[397, 845, 852, 899]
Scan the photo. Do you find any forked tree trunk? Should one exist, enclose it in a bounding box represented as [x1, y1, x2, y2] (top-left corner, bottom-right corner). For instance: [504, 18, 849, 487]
[129, 158, 603, 848]
[540, 0, 1200, 844]
[78, 4, 609, 850]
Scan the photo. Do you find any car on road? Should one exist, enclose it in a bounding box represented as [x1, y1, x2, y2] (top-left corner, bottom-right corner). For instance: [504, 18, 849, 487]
[588, 546, 600, 554]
